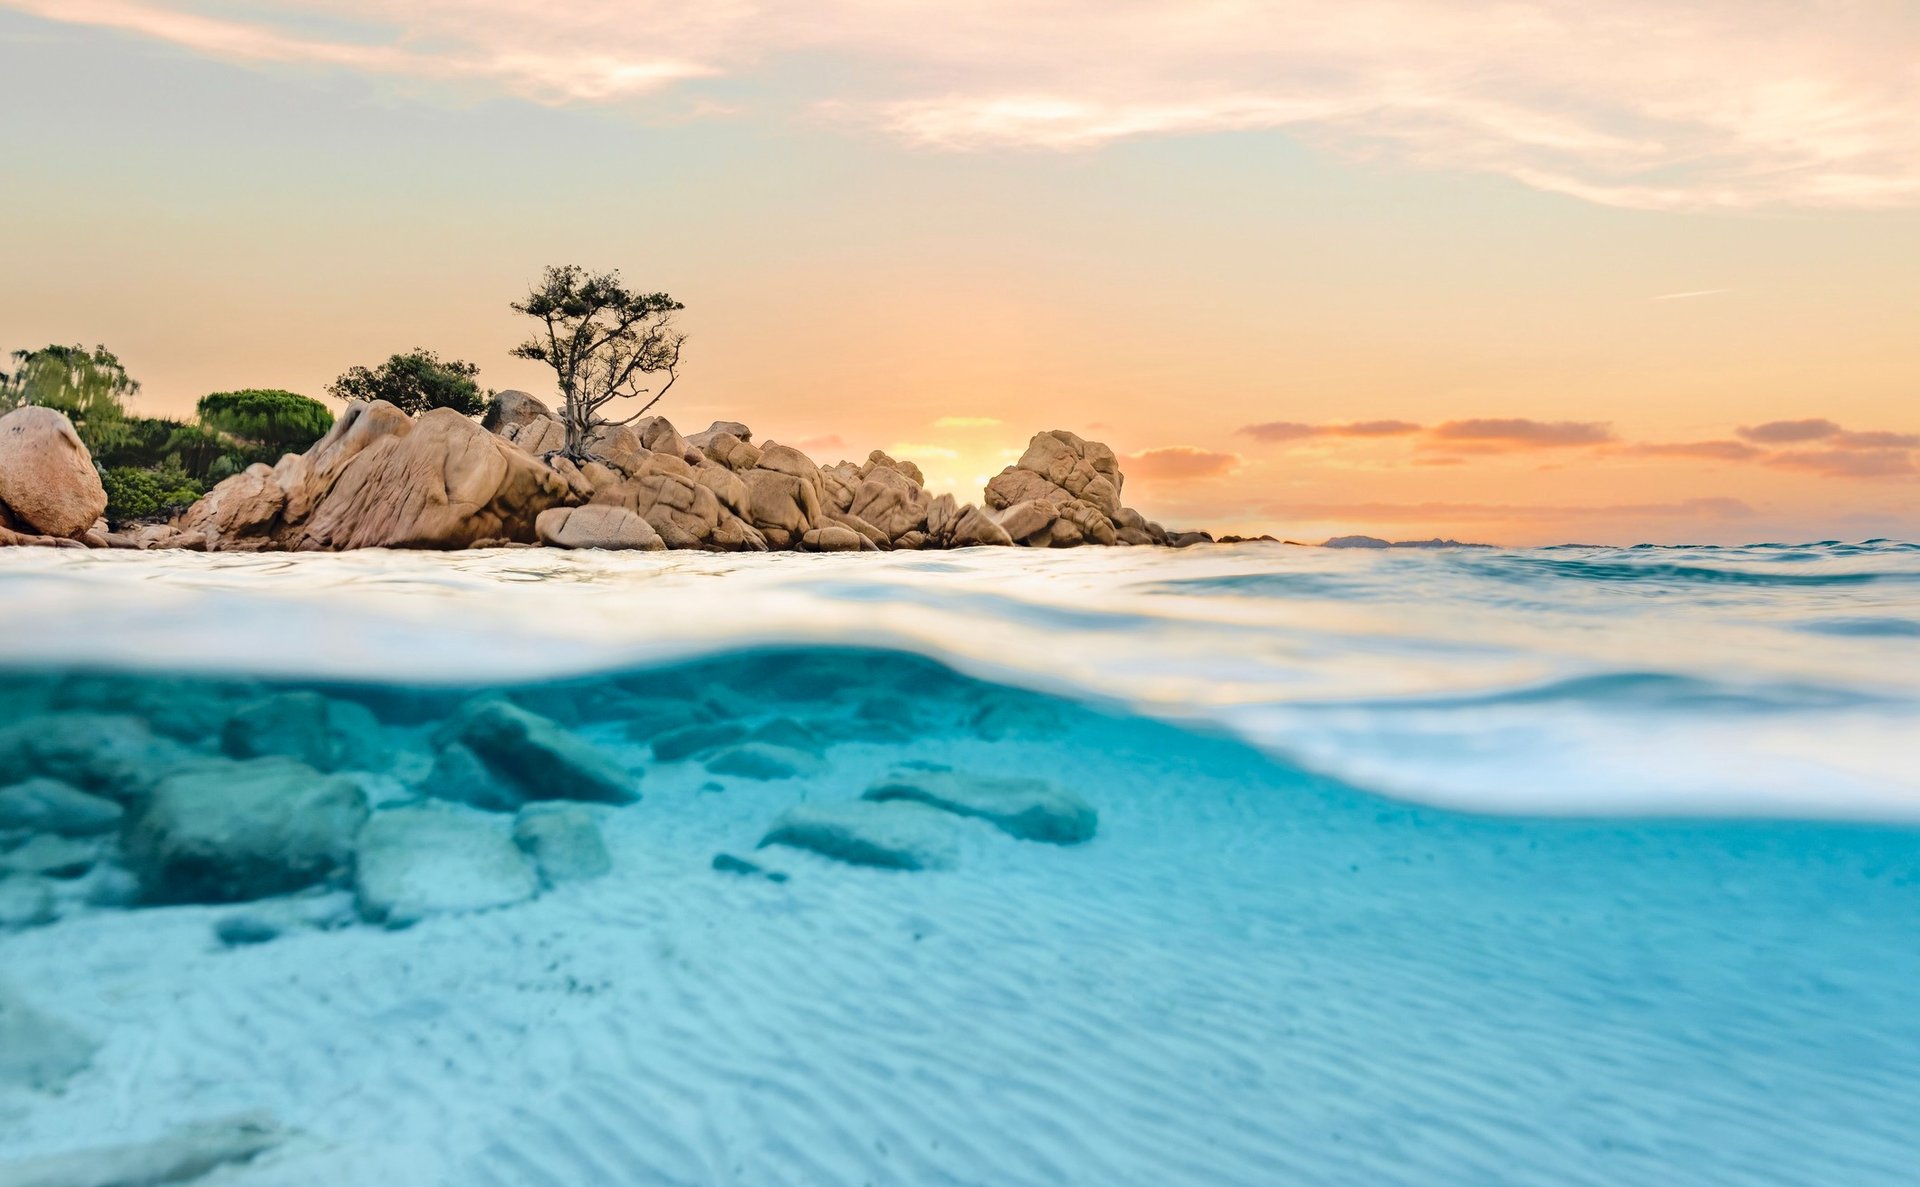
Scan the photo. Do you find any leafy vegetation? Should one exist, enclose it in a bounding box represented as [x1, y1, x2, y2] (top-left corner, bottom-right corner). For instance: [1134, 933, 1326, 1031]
[3, 344, 337, 526]
[196, 390, 333, 454]
[100, 464, 206, 522]
[1, 344, 140, 453]
[328, 348, 487, 417]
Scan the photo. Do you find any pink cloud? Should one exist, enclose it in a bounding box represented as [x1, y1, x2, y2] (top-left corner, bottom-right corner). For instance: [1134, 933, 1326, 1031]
[1124, 446, 1242, 481]
[1239, 419, 1422, 442]
[1624, 440, 1765, 461]
[1767, 448, 1917, 479]
[1738, 418, 1843, 444]
[6, 0, 1916, 211]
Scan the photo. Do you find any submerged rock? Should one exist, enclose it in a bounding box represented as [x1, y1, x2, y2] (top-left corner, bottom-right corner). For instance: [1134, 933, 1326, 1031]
[710, 852, 789, 883]
[354, 804, 540, 927]
[650, 721, 747, 762]
[221, 690, 388, 773]
[0, 834, 101, 879]
[703, 742, 820, 781]
[0, 1112, 287, 1185]
[0, 980, 97, 1092]
[0, 877, 57, 933]
[0, 778, 124, 836]
[440, 699, 638, 807]
[125, 757, 369, 904]
[758, 800, 961, 871]
[0, 714, 189, 801]
[864, 770, 1098, 845]
[512, 803, 612, 886]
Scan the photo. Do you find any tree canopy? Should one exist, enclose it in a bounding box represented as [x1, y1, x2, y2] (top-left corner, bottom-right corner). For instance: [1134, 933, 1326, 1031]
[328, 348, 488, 417]
[510, 265, 684, 458]
[196, 389, 334, 455]
[0, 344, 138, 451]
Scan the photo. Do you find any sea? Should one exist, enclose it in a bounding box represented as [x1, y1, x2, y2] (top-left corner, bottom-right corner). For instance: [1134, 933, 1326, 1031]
[1, 540, 1916, 1185]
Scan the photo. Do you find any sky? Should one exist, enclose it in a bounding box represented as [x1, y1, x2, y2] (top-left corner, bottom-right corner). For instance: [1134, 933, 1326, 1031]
[1, 0, 1916, 545]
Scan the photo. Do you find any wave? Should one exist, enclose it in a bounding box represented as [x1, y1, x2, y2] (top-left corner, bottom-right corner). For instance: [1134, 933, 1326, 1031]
[1, 541, 1915, 820]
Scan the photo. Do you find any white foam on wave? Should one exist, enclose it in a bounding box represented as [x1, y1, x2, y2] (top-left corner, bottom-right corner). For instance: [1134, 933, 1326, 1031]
[1, 544, 1916, 818]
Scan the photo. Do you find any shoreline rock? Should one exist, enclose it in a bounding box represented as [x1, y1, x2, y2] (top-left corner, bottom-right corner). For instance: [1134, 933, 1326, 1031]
[1, 394, 1228, 553]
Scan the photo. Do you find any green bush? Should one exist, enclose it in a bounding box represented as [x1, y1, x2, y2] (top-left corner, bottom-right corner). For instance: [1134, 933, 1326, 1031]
[102, 465, 205, 526]
[196, 389, 333, 455]
[328, 349, 488, 417]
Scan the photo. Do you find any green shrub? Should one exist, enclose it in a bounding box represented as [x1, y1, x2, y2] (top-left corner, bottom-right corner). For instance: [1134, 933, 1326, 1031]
[102, 465, 205, 526]
[196, 389, 333, 455]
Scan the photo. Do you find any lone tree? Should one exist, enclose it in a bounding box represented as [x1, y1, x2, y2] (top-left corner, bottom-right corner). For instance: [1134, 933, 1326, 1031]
[510, 265, 685, 458]
[328, 348, 488, 417]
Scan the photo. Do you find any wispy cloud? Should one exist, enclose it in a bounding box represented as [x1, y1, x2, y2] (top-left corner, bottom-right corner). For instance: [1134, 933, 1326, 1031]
[1622, 439, 1764, 461]
[6, 0, 1916, 211]
[1651, 289, 1730, 301]
[1124, 446, 1241, 481]
[1238, 419, 1422, 442]
[932, 416, 1002, 429]
[1429, 418, 1616, 447]
[1767, 448, 1916, 479]
[1270, 497, 1755, 522]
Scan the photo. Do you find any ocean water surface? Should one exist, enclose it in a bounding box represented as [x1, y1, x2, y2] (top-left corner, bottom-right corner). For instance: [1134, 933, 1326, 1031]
[1, 541, 1916, 1184]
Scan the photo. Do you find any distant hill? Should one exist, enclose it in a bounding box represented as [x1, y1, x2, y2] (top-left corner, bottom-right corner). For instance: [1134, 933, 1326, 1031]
[1323, 535, 1497, 550]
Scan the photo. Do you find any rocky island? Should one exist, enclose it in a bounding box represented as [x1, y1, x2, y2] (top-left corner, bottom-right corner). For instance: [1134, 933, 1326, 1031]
[0, 396, 1214, 555]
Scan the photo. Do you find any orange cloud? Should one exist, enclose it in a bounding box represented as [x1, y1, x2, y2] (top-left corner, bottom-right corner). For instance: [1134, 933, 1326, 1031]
[1269, 497, 1755, 522]
[1623, 440, 1764, 461]
[1124, 446, 1242, 480]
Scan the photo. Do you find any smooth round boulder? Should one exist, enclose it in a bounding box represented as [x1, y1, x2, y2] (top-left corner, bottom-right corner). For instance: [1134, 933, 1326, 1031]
[0, 406, 108, 537]
[536, 504, 666, 551]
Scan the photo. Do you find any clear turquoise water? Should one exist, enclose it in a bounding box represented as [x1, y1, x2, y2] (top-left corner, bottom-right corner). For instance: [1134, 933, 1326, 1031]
[1, 542, 1916, 1183]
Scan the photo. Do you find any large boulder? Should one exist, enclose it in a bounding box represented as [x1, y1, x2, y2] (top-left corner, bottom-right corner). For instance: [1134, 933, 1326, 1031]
[0, 406, 108, 537]
[481, 390, 556, 435]
[847, 465, 931, 542]
[982, 429, 1131, 547]
[176, 401, 568, 551]
[354, 803, 540, 926]
[594, 452, 766, 551]
[125, 757, 369, 903]
[741, 468, 822, 548]
[292, 407, 568, 549]
[536, 504, 666, 551]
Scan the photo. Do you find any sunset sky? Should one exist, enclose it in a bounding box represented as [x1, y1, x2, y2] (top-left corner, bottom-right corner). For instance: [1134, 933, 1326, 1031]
[2, 0, 1916, 544]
